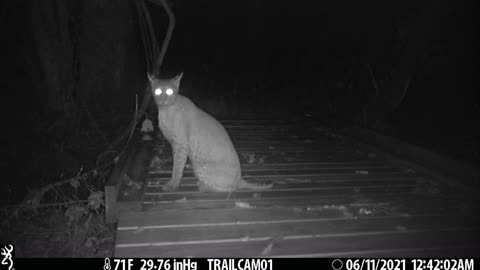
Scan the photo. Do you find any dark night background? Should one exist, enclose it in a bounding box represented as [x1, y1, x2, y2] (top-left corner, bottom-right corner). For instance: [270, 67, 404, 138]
[0, 0, 477, 205]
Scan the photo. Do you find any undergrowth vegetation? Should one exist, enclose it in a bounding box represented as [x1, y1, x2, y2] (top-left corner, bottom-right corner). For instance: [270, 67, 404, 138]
[0, 169, 115, 257]
[0, 108, 130, 257]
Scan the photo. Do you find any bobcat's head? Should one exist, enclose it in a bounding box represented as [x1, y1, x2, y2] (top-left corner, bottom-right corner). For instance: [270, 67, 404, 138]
[148, 72, 183, 107]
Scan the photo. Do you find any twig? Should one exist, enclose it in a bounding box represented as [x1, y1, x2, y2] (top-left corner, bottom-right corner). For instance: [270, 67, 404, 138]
[19, 169, 98, 208]
[150, 0, 175, 75]
[35, 200, 90, 208]
[96, 150, 119, 168]
[260, 234, 284, 256]
[394, 75, 412, 109]
[362, 105, 368, 127]
[79, 95, 108, 144]
[366, 63, 379, 96]
[136, 0, 152, 71]
[127, 94, 139, 146]
[143, 0, 160, 62]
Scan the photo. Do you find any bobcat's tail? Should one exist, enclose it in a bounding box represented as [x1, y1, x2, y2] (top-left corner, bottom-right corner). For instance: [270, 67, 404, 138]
[237, 178, 273, 190]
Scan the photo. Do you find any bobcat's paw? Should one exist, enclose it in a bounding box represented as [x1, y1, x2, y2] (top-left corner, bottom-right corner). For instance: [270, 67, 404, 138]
[163, 180, 180, 192]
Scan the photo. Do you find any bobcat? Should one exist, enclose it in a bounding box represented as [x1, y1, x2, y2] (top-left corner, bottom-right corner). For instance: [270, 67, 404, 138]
[148, 73, 272, 192]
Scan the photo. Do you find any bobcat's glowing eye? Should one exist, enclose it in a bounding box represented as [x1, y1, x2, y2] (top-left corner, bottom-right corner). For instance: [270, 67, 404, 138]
[154, 88, 162, 95]
[166, 88, 173, 95]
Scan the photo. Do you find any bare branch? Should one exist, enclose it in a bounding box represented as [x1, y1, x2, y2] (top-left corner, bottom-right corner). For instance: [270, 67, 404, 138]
[105, 0, 176, 156]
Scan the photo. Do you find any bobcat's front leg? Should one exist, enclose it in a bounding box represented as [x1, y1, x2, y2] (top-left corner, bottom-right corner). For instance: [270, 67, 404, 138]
[164, 145, 188, 191]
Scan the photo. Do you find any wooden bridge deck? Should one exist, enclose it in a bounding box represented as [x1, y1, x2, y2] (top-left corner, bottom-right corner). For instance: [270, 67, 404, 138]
[111, 119, 480, 257]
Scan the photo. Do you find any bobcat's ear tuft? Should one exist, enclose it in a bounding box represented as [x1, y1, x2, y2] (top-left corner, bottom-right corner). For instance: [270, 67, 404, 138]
[147, 72, 155, 83]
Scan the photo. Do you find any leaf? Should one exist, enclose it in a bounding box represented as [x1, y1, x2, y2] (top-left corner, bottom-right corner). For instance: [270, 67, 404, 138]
[358, 207, 375, 216]
[65, 205, 87, 227]
[150, 156, 164, 168]
[257, 156, 265, 164]
[134, 227, 145, 233]
[88, 191, 105, 211]
[70, 178, 80, 189]
[235, 201, 254, 209]
[85, 236, 98, 248]
[260, 234, 284, 256]
[243, 153, 255, 164]
[141, 118, 154, 132]
[175, 197, 187, 202]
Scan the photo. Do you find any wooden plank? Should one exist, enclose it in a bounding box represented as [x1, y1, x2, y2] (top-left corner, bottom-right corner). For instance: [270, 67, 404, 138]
[151, 157, 392, 168]
[231, 140, 325, 146]
[118, 207, 346, 228]
[149, 161, 393, 173]
[140, 191, 413, 210]
[220, 119, 291, 124]
[147, 173, 409, 185]
[141, 191, 480, 218]
[225, 125, 296, 129]
[114, 228, 480, 257]
[230, 135, 323, 141]
[236, 146, 346, 153]
[142, 185, 416, 203]
[151, 148, 387, 164]
[116, 214, 478, 245]
[118, 204, 480, 229]
[225, 125, 297, 129]
[146, 176, 417, 190]
[147, 167, 405, 180]
[272, 246, 480, 257]
[266, 229, 480, 257]
[147, 171, 416, 183]
[341, 127, 480, 192]
[157, 145, 332, 154]
[244, 151, 386, 161]
[144, 179, 417, 194]
[121, 201, 478, 229]
[231, 137, 319, 143]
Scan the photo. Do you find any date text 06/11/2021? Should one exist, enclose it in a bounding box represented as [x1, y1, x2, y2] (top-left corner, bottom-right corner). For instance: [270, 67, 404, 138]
[341, 259, 475, 270]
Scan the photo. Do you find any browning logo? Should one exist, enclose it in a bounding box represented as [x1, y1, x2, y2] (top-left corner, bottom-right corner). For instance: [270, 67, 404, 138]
[0, 245, 14, 270]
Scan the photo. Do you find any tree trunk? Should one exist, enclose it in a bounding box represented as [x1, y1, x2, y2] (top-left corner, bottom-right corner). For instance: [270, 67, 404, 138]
[365, 0, 451, 127]
[77, 0, 134, 110]
[31, 0, 74, 113]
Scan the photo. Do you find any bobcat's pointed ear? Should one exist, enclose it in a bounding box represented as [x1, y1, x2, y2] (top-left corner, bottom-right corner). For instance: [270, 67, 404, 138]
[147, 72, 155, 83]
[172, 72, 183, 88]
[174, 72, 183, 82]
